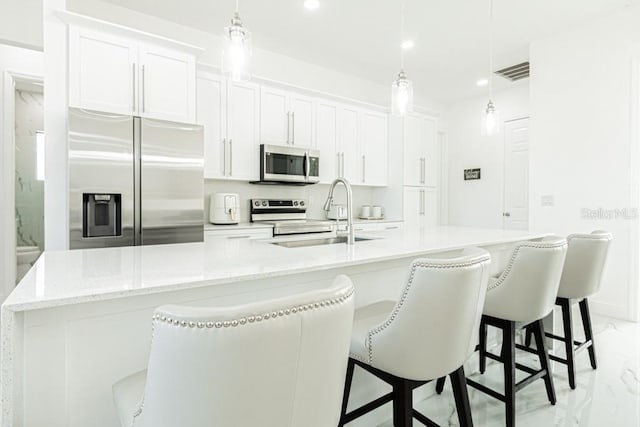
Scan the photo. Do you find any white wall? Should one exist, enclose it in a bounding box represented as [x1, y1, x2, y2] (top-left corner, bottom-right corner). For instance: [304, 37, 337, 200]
[0, 0, 43, 50]
[530, 5, 640, 320]
[445, 83, 529, 228]
[0, 44, 43, 300]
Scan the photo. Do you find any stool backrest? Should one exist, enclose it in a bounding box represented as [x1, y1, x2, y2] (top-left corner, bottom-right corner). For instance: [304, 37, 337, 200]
[367, 247, 490, 381]
[558, 230, 613, 299]
[487, 236, 567, 323]
[131, 275, 355, 427]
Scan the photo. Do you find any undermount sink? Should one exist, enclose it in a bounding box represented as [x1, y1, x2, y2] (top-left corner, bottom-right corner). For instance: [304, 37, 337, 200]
[272, 236, 376, 248]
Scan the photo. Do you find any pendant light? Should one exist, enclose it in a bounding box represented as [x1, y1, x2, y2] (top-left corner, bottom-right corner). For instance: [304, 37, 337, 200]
[484, 0, 499, 135]
[222, 0, 252, 82]
[391, 0, 413, 116]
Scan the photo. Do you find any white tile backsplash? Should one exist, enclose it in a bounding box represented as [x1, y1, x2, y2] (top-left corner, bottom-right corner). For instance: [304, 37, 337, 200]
[204, 180, 376, 223]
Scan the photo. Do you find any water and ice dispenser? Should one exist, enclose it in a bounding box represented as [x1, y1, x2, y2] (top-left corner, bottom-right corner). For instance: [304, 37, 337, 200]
[82, 193, 122, 238]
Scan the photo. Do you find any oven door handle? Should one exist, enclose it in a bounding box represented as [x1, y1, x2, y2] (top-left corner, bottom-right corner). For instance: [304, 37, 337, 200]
[304, 152, 310, 181]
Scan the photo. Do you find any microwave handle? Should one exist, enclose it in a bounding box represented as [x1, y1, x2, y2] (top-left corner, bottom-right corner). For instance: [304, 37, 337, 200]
[304, 152, 310, 181]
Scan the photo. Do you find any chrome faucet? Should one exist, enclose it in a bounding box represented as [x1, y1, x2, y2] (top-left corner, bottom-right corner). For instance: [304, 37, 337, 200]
[323, 178, 355, 245]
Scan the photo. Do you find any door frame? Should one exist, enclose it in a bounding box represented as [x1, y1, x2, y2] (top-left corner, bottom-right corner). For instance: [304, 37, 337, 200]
[501, 116, 530, 230]
[437, 129, 448, 225]
[630, 59, 640, 322]
[1, 71, 44, 301]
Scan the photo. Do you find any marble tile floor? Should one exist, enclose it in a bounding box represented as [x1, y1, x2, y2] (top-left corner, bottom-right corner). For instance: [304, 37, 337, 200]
[376, 314, 640, 426]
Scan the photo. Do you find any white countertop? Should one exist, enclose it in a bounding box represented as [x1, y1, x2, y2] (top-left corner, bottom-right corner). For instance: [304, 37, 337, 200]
[3, 226, 547, 312]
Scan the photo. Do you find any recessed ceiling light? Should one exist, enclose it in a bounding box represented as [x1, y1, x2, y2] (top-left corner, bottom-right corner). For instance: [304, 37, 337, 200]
[304, 0, 320, 10]
[401, 40, 414, 50]
[476, 78, 489, 87]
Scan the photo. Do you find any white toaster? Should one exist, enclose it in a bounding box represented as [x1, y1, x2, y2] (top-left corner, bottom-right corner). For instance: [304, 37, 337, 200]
[210, 193, 240, 225]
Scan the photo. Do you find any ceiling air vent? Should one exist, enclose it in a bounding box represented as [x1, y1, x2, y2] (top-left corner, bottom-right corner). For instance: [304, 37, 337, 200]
[494, 61, 529, 81]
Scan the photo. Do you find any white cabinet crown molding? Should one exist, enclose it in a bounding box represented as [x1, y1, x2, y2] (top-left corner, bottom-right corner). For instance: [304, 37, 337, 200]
[197, 62, 388, 114]
[55, 10, 204, 56]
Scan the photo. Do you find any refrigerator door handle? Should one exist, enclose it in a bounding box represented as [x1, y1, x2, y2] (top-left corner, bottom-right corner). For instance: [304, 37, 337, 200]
[142, 65, 146, 113]
[132, 63, 136, 112]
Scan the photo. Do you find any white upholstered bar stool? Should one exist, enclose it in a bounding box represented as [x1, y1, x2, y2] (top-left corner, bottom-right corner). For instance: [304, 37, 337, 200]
[525, 230, 612, 390]
[339, 247, 491, 427]
[112, 275, 355, 427]
[466, 237, 567, 427]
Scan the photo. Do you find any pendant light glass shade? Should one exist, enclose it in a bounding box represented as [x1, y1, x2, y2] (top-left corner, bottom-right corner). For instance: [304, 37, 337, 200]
[222, 12, 252, 82]
[483, 99, 500, 135]
[391, 70, 413, 116]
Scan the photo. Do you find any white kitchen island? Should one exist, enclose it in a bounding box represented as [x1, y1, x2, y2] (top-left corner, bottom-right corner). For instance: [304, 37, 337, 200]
[1, 226, 547, 427]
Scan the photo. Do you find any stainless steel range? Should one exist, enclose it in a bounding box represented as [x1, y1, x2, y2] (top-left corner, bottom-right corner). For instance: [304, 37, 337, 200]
[250, 199, 335, 236]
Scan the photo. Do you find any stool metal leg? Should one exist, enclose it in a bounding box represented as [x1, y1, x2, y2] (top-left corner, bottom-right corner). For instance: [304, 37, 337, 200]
[532, 319, 556, 405]
[435, 376, 446, 394]
[479, 318, 488, 374]
[449, 366, 474, 427]
[503, 320, 516, 427]
[559, 298, 576, 389]
[579, 298, 597, 369]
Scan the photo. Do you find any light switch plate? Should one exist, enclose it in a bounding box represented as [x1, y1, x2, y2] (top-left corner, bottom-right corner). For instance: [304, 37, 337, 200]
[541, 195, 555, 207]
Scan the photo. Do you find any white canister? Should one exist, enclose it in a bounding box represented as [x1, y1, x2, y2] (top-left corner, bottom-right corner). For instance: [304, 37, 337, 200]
[360, 205, 371, 218]
[372, 206, 383, 218]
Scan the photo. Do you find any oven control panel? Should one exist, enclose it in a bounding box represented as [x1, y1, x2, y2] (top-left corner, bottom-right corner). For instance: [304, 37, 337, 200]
[251, 199, 307, 211]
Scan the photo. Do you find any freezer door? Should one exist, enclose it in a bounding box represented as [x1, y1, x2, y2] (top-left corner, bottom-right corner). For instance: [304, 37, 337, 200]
[69, 108, 134, 249]
[139, 118, 204, 245]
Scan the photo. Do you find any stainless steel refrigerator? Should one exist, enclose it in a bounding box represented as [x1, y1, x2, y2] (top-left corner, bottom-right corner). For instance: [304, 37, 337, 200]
[68, 108, 204, 249]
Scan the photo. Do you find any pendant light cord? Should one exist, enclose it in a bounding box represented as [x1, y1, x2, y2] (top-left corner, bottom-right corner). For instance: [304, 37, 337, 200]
[400, 0, 405, 70]
[235, 0, 239, 14]
[488, 0, 494, 100]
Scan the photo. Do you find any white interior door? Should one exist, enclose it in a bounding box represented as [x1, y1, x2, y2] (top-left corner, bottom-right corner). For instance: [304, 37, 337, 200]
[503, 117, 530, 230]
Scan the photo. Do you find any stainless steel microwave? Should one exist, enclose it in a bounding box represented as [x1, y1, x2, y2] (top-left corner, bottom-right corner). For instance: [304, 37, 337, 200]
[259, 144, 320, 185]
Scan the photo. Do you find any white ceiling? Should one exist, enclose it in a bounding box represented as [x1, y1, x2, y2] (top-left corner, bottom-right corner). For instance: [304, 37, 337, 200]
[102, 0, 637, 104]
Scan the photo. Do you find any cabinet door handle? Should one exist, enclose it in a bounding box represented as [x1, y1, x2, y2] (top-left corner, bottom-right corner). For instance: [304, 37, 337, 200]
[341, 152, 345, 177]
[286, 112, 290, 144]
[229, 139, 233, 176]
[420, 158, 425, 184]
[222, 138, 227, 176]
[141, 65, 146, 113]
[227, 235, 251, 239]
[291, 111, 295, 144]
[132, 63, 136, 112]
[362, 155, 366, 183]
[420, 189, 425, 216]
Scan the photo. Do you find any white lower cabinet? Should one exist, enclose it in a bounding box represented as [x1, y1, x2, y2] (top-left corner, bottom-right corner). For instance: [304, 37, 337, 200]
[404, 187, 437, 228]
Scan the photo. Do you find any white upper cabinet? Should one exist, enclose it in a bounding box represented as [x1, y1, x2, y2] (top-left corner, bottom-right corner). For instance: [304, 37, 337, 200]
[290, 94, 315, 148]
[69, 25, 197, 123]
[337, 105, 360, 184]
[260, 86, 290, 145]
[197, 72, 259, 181]
[316, 100, 338, 183]
[335, 104, 388, 186]
[197, 72, 226, 179]
[69, 27, 137, 115]
[403, 114, 437, 187]
[260, 86, 315, 147]
[138, 43, 196, 122]
[227, 81, 260, 181]
[360, 110, 388, 186]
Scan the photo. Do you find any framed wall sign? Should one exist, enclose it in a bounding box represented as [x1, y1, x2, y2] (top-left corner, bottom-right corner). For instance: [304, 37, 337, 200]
[464, 168, 481, 180]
